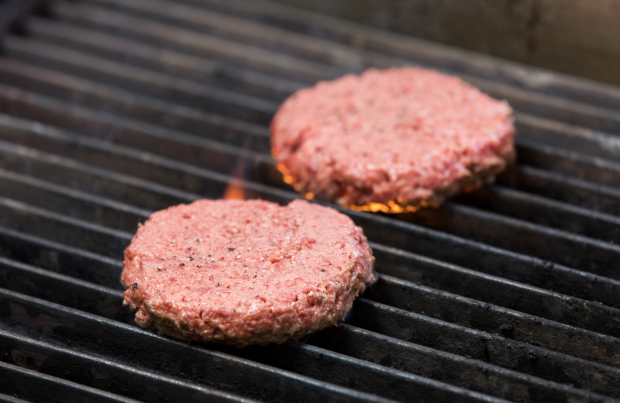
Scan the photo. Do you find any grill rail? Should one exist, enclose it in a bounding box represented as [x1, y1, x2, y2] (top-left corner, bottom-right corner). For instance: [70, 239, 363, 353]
[1, 0, 620, 402]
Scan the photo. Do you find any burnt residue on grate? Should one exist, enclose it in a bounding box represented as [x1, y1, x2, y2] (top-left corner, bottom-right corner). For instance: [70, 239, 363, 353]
[0, 0, 620, 402]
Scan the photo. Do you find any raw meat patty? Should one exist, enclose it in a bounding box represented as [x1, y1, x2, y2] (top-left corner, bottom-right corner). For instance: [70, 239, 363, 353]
[121, 199, 375, 347]
[271, 67, 516, 213]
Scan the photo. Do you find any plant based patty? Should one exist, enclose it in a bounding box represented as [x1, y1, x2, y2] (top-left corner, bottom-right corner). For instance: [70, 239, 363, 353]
[271, 67, 516, 213]
[121, 199, 375, 347]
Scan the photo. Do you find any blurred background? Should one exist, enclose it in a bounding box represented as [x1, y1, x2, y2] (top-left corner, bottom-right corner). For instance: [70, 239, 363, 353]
[270, 0, 620, 86]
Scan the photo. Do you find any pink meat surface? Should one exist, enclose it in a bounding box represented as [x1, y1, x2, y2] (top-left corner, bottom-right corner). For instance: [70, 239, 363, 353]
[271, 67, 516, 212]
[121, 199, 375, 347]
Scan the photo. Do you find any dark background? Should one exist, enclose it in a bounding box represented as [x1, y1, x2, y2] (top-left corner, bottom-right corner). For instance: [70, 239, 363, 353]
[271, 0, 620, 87]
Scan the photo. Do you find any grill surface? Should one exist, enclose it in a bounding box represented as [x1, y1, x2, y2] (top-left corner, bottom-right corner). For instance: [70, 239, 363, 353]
[1, 0, 620, 402]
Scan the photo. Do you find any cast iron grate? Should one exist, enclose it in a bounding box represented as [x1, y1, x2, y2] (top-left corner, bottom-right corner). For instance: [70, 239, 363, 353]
[1, 0, 620, 402]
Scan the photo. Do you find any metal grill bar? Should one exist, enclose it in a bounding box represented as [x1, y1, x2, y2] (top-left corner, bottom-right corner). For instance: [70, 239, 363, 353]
[517, 141, 620, 188]
[0, 362, 139, 403]
[3, 24, 617, 210]
[0, 256, 127, 321]
[6, 75, 615, 258]
[19, 18, 302, 98]
[1, 160, 620, 398]
[0, 226, 124, 289]
[0, 331, 260, 403]
[498, 165, 620, 215]
[372, 240, 620, 310]
[0, 288, 510, 403]
[8, 19, 620, 171]
[305, 327, 604, 403]
[1, 105, 620, 326]
[0, 63, 276, 142]
[54, 3, 338, 82]
[0, 248, 612, 403]
[53, 0, 620, 136]
[455, 186, 620, 244]
[8, 42, 608, 177]
[514, 114, 620, 163]
[185, 0, 620, 109]
[0, 105, 616, 400]
[3, 37, 280, 123]
[0, 392, 30, 403]
[2, 0, 620, 401]
[0, 55, 278, 125]
[2, 182, 620, 397]
[0, 254, 605, 402]
[1, 72, 617, 286]
[86, 0, 370, 69]
[3, 170, 619, 346]
[349, 300, 620, 397]
[0, 259, 610, 403]
[9, 33, 617, 166]
[0, 168, 149, 231]
[2, 113, 616, 332]
[404, 203, 620, 279]
[367, 274, 620, 365]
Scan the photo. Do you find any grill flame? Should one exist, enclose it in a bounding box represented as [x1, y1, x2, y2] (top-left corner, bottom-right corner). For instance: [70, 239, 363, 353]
[224, 164, 246, 200]
[276, 163, 426, 213]
[224, 179, 245, 200]
[347, 201, 420, 214]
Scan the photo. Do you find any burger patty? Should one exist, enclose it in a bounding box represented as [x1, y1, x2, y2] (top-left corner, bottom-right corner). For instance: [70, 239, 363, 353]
[271, 67, 516, 213]
[121, 199, 375, 347]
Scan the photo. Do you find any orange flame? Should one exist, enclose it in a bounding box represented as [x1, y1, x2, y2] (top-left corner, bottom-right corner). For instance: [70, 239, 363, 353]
[276, 162, 441, 213]
[274, 158, 450, 213]
[224, 179, 245, 200]
[224, 164, 246, 200]
[347, 201, 420, 214]
[277, 163, 302, 191]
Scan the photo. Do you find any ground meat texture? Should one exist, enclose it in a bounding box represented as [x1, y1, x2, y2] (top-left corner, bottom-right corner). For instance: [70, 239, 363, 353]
[271, 67, 516, 213]
[121, 199, 375, 348]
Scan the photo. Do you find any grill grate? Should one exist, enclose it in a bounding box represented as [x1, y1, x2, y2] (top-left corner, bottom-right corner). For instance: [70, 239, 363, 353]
[1, 0, 620, 402]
